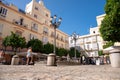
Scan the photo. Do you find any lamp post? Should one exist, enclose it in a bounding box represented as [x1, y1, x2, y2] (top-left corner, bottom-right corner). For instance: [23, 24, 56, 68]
[47, 15, 62, 66]
[46, 15, 62, 66]
[71, 32, 79, 59]
[51, 15, 62, 55]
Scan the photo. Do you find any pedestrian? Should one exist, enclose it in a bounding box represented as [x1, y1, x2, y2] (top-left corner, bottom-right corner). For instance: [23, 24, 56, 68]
[26, 47, 33, 65]
[0, 49, 5, 63]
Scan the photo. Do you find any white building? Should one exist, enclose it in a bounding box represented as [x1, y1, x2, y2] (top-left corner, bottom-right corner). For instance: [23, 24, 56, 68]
[69, 14, 105, 57]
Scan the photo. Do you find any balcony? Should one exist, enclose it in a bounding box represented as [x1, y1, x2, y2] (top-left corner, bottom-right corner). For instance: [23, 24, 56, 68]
[31, 27, 38, 32]
[43, 31, 48, 36]
[92, 39, 97, 42]
[0, 14, 6, 18]
[12, 19, 28, 28]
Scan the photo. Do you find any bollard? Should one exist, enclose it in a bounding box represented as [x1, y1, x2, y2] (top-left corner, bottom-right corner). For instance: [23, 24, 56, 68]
[109, 49, 120, 68]
[47, 53, 56, 66]
[11, 55, 19, 65]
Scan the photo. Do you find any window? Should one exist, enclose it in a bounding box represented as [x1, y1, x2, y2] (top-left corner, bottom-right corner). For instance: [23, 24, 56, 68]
[87, 44, 90, 50]
[31, 23, 38, 31]
[94, 51, 98, 56]
[43, 27, 49, 35]
[46, 14, 48, 17]
[0, 6, 7, 17]
[85, 37, 91, 42]
[65, 37, 68, 43]
[34, 14, 37, 18]
[20, 18, 24, 25]
[35, 7, 38, 10]
[93, 31, 95, 34]
[30, 34, 37, 40]
[0, 24, 3, 36]
[56, 34, 59, 39]
[70, 40, 73, 43]
[92, 43, 98, 50]
[42, 37, 48, 44]
[61, 36, 63, 41]
[43, 27, 48, 32]
[85, 44, 91, 50]
[91, 36, 97, 42]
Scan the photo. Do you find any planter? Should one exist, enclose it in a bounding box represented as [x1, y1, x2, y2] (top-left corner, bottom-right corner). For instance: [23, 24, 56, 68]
[109, 49, 120, 68]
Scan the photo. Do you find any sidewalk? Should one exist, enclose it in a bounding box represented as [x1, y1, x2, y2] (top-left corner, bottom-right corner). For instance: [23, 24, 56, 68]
[0, 64, 120, 80]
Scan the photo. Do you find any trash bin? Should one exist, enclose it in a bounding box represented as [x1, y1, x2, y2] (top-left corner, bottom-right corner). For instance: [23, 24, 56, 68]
[47, 53, 56, 66]
[11, 55, 19, 65]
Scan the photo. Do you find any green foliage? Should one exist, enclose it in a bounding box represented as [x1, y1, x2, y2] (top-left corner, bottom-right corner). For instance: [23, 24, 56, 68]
[100, 0, 120, 42]
[69, 47, 81, 58]
[19, 37, 26, 49]
[27, 39, 43, 52]
[2, 32, 26, 52]
[76, 50, 81, 57]
[57, 48, 68, 57]
[2, 36, 10, 47]
[98, 50, 103, 56]
[43, 43, 54, 54]
[103, 41, 114, 49]
[69, 47, 74, 57]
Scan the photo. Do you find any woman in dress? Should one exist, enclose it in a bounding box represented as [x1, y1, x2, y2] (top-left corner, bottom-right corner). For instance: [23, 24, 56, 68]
[26, 47, 33, 65]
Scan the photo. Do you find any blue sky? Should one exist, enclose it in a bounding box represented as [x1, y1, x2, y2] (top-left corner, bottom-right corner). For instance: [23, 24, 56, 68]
[7, 0, 105, 35]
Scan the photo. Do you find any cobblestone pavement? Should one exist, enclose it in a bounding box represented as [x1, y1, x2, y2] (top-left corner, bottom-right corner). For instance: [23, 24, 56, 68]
[0, 63, 120, 80]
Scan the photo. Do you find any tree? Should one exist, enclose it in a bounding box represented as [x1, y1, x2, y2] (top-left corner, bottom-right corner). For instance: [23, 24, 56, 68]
[27, 39, 43, 52]
[69, 47, 81, 58]
[2, 36, 10, 50]
[18, 37, 26, 51]
[57, 48, 68, 57]
[100, 0, 120, 42]
[103, 41, 114, 49]
[98, 50, 103, 56]
[2, 32, 26, 52]
[43, 43, 54, 54]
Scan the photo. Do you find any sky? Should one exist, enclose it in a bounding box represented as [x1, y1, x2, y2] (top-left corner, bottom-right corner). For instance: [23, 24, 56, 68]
[7, 0, 106, 36]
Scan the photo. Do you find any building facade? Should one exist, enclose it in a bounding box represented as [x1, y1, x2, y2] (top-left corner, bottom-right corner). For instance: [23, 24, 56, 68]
[0, 0, 69, 50]
[69, 14, 105, 57]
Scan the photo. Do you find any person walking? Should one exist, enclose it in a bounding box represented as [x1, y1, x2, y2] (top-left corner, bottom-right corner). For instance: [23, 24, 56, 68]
[0, 49, 5, 63]
[26, 47, 33, 65]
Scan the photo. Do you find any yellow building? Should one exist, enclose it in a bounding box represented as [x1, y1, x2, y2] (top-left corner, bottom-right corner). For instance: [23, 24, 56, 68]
[0, 0, 69, 50]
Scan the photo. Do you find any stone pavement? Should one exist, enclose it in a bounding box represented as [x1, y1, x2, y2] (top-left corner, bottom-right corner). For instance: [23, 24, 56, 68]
[0, 63, 120, 80]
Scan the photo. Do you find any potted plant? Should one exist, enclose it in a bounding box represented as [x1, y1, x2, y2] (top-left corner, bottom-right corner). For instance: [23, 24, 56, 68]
[100, 0, 120, 67]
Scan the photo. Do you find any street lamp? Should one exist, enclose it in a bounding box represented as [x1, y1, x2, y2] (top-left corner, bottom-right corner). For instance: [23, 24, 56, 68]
[47, 15, 62, 66]
[51, 15, 62, 55]
[71, 32, 79, 59]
